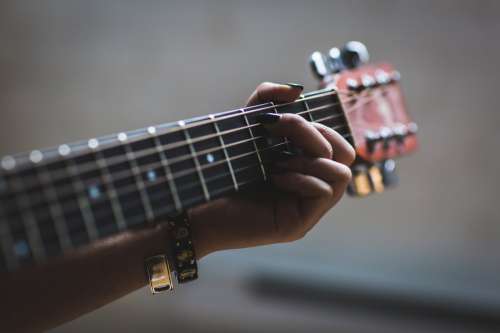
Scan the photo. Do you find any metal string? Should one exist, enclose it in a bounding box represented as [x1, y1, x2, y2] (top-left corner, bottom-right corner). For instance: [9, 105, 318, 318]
[6, 98, 352, 196]
[0, 92, 380, 253]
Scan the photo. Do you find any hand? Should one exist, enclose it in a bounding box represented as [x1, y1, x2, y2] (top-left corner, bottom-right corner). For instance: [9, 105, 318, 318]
[190, 82, 355, 258]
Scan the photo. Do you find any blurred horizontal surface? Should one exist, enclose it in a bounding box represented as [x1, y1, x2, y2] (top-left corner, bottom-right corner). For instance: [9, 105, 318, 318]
[1, 0, 499, 332]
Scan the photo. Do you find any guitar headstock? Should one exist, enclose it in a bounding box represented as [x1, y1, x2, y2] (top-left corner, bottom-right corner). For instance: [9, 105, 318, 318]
[310, 41, 418, 197]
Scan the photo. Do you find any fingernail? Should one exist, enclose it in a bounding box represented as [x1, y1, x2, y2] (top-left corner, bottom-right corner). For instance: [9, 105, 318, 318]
[284, 82, 304, 90]
[256, 113, 281, 124]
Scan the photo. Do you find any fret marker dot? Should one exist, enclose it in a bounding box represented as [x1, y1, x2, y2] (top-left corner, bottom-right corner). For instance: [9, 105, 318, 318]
[147, 170, 157, 182]
[30, 150, 43, 164]
[88, 185, 101, 200]
[88, 138, 99, 149]
[58, 144, 71, 156]
[147, 126, 156, 135]
[118, 132, 128, 142]
[14, 240, 29, 258]
[1, 156, 16, 170]
[206, 153, 215, 163]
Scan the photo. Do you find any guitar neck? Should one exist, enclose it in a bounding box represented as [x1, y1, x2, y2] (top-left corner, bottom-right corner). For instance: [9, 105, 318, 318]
[0, 88, 349, 272]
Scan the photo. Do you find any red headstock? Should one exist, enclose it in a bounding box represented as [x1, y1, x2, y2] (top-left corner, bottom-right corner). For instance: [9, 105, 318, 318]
[310, 41, 418, 196]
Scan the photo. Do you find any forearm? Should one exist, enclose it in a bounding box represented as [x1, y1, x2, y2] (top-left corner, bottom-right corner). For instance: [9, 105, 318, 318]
[0, 224, 172, 332]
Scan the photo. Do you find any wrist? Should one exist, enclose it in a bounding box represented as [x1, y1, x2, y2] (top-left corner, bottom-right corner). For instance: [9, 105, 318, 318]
[188, 205, 215, 260]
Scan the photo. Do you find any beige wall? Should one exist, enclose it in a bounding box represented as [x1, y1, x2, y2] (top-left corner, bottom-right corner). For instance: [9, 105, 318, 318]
[1, 0, 499, 331]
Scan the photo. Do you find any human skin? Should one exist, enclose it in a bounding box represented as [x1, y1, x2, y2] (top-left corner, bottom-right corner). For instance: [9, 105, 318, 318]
[0, 82, 355, 332]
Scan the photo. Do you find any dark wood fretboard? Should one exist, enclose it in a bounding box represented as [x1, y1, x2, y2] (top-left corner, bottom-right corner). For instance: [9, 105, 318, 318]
[0, 89, 349, 272]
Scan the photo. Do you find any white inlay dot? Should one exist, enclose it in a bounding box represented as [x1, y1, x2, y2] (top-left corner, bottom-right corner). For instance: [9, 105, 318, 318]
[88, 138, 99, 149]
[147, 126, 156, 135]
[58, 144, 71, 156]
[147, 170, 157, 182]
[1, 156, 16, 170]
[118, 132, 128, 142]
[206, 153, 215, 163]
[30, 150, 43, 164]
[88, 185, 101, 200]
[14, 240, 29, 258]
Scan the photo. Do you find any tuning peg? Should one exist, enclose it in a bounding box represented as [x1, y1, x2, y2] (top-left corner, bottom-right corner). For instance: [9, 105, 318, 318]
[368, 165, 384, 193]
[348, 165, 372, 197]
[340, 41, 370, 69]
[380, 159, 399, 188]
[309, 51, 329, 80]
[327, 47, 344, 74]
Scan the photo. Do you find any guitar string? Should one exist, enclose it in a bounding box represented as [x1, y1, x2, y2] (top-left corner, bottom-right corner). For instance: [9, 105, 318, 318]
[0, 94, 381, 250]
[5, 96, 355, 195]
[0, 92, 378, 219]
[0, 114, 348, 247]
[2, 86, 378, 195]
[4, 89, 343, 172]
[0, 92, 371, 233]
[2, 113, 348, 212]
[8, 86, 383, 198]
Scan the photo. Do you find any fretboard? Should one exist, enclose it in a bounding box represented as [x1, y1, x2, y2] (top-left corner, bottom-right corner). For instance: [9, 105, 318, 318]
[0, 89, 349, 272]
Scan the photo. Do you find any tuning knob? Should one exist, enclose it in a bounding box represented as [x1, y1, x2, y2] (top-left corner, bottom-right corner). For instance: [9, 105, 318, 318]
[327, 47, 344, 74]
[348, 165, 372, 197]
[340, 41, 370, 69]
[368, 165, 384, 193]
[380, 159, 399, 188]
[309, 51, 329, 80]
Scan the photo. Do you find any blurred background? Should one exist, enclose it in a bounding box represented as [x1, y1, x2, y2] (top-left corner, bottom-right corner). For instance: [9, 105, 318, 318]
[1, 0, 500, 332]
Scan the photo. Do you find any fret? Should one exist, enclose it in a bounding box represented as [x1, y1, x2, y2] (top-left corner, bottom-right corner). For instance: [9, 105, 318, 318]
[210, 115, 239, 191]
[302, 97, 314, 122]
[271, 101, 292, 152]
[215, 109, 265, 189]
[72, 151, 119, 238]
[159, 125, 206, 209]
[243, 104, 289, 169]
[151, 129, 182, 212]
[187, 117, 236, 199]
[0, 175, 17, 271]
[4, 170, 46, 262]
[119, 135, 155, 222]
[98, 143, 148, 229]
[180, 121, 210, 202]
[310, 93, 351, 138]
[129, 135, 178, 219]
[94, 148, 127, 232]
[16, 168, 71, 258]
[46, 159, 91, 247]
[241, 108, 267, 181]
[304, 93, 343, 123]
[36, 165, 72, 252]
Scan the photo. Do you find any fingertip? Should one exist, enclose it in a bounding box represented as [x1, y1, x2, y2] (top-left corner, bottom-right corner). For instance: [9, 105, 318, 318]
[246, 82, 304, 106]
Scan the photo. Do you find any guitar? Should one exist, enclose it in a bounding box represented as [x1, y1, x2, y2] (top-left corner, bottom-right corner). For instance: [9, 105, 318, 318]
[0, 41, 417, 273]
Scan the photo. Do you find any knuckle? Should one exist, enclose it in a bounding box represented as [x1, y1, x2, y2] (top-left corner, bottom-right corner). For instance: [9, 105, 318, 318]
[323, 144, 334, 159]
[257, 81, 273, 90]
[345, 145, 356, 165]
[277, 218, 309, 243]
[283, 226, 307, 242]
[337, 164, 352, 183]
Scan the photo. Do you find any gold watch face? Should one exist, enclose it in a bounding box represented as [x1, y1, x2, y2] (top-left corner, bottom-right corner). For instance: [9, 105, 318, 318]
[145, 254, 174, 294]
